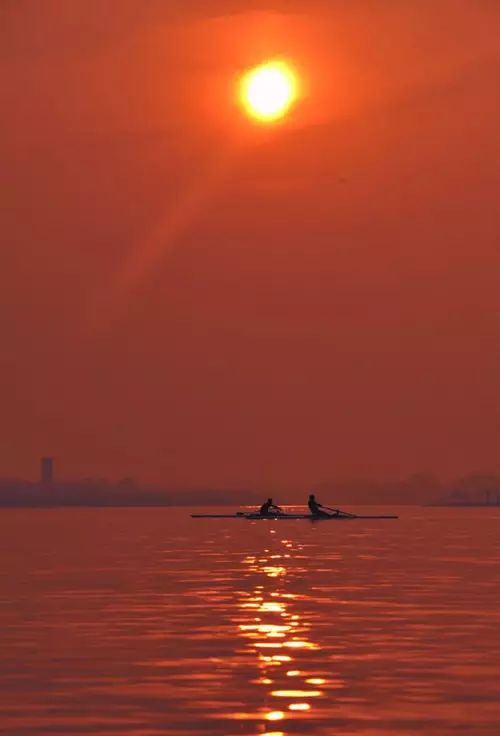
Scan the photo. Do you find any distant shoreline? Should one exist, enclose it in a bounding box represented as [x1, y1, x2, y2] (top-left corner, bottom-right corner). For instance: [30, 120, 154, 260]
[426, 503, 500, 508]
[1, 504, 498, 510]
[0, 501, 408, 509]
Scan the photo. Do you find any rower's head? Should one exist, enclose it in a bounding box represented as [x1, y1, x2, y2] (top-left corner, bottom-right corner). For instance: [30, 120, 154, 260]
[309, 494, 315, 500]
[268, 498, 272, 503]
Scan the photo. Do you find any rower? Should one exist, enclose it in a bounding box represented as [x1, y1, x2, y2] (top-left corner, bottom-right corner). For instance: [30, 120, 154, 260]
[259, 498, 283, 516]
[308, 493, 337, 518]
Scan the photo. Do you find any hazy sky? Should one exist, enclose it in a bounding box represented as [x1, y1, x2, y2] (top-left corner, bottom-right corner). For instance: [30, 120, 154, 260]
[1, 1, 500, 491]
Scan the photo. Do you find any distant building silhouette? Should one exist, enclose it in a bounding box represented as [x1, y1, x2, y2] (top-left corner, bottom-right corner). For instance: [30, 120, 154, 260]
[41, 457, 54, 485]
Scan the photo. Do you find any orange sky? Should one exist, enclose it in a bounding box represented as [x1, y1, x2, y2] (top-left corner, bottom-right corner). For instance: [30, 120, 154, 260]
[1, 1, 500, 491]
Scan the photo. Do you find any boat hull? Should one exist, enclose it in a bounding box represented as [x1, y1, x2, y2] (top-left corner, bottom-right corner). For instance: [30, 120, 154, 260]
[191, 513, 398, 520]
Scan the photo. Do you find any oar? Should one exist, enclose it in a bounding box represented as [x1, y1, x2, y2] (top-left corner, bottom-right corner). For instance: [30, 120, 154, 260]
[322, 505, 356, 518]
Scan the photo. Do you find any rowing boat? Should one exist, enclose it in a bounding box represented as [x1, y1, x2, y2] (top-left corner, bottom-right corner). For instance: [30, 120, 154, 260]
[191, 513, 398, 520]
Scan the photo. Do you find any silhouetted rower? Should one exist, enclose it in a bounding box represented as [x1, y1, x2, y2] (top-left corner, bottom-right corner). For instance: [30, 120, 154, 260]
[308, 493, 336, 517]
[259, 498, 283, 516]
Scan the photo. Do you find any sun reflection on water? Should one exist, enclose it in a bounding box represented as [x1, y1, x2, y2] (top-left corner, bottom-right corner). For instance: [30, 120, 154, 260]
[233, 531, 337, 732]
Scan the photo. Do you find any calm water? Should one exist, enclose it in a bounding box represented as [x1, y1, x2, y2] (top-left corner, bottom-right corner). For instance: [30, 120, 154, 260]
[0, 507, 499, 735]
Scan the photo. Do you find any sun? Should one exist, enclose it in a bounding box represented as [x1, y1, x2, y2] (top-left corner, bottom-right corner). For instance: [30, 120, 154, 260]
[240, 61, 297, 123]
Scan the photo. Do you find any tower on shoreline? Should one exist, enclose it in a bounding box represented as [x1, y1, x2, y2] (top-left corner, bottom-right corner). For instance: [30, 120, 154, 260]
[41, 457, 54, 485]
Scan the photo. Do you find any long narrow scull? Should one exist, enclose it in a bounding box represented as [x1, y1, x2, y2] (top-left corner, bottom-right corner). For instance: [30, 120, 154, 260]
[191, 512, 398, 520]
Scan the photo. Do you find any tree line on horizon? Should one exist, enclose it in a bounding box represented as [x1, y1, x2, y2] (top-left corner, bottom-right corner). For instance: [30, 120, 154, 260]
[0, 473, 499, 506]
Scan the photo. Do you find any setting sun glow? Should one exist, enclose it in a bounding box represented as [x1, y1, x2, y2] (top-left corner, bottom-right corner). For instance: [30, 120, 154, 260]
[240, 61, 297, 122]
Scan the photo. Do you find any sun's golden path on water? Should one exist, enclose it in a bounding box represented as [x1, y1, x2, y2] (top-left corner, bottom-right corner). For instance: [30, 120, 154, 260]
[235, 532, 332, 729]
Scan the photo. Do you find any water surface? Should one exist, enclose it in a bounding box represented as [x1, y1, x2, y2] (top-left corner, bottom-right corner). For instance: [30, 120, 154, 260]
[0, 507, 499, 735]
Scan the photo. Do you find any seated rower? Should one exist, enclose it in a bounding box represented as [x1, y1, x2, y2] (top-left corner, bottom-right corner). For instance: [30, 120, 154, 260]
[259, 498, 283, 516]
[308, 493, 338, 517]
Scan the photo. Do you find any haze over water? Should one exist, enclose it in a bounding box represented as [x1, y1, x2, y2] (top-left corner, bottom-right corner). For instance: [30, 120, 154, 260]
[1, 507, 499, 735]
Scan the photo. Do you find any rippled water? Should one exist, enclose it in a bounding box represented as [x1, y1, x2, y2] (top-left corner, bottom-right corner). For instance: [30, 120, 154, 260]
[0, 507, 499, 735]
